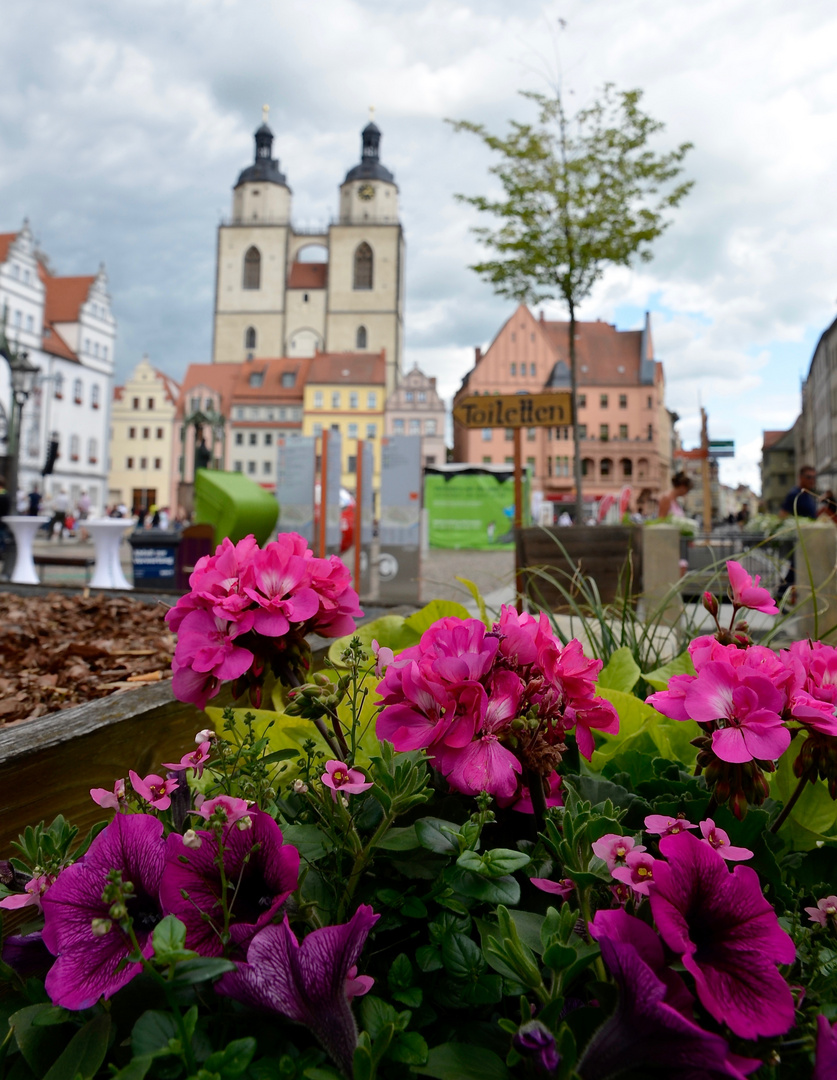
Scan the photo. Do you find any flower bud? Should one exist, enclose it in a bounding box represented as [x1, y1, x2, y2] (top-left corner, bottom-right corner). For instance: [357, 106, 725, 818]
[91, 918, 112, 936]
[702, 591, 719, 617]
[108, 902, 128, 921]
[237, 815, 253, 831]
[182, 829, 202, 849]
[195, 729, 215, 744]
[293, 779, 309, 794]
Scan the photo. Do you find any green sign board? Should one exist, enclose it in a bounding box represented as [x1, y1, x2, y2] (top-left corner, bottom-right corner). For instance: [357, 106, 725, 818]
[424, 467, 530, 550]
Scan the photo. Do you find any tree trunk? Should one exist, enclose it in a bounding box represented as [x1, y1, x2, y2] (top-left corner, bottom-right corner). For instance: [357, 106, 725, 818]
[568, 298, 584, 524]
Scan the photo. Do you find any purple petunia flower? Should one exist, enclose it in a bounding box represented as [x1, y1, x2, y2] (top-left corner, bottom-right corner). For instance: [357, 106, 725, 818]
[580, 908, 760, 1080]
[217, 904, 379, 1077]
[159, 808, 299, 957]
[513, 1020, 560, 1074]
[2, 932, 53, 979]
[41, 814, 166, 1010]
[814, 1014, 837, 1080]
[649, 831, 795, 1040]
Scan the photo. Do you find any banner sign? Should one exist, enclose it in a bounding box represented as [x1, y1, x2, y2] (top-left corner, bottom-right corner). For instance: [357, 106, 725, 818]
[424, 465, 530, 550]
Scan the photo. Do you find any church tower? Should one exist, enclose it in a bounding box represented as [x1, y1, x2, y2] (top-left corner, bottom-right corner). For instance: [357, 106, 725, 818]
[212, 110, 291, 363]
[326, 118, 405, 394]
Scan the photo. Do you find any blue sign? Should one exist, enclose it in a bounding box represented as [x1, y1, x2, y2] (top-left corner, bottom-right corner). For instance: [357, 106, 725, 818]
[133, 546, 176, 580]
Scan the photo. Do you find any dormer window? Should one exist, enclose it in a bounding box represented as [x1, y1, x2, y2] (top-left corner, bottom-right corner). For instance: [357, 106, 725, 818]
[249, 371, 264, 388]
[281, 372, 295, 388]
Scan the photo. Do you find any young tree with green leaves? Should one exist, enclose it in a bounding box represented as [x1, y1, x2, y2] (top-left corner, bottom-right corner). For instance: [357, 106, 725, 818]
[450, 86, 693, 522]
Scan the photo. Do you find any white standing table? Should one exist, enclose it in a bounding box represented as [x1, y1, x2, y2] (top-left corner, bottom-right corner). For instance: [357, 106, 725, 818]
[2, 516, 50, 585]
[86, 518, 136, 591]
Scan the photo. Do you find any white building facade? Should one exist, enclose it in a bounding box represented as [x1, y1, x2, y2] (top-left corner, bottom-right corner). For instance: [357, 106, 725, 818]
[0, 221, 116, 513]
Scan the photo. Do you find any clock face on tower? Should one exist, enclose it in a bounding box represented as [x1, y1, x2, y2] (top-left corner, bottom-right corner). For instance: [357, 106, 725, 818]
[357, 183, 375, 201]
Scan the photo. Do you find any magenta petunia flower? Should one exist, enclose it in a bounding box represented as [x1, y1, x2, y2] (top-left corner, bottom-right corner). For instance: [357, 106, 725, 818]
[41, 814, 166, 1010]
[162, 741, 212, 778]
[644, 814, 699, 837]
[726, 560, 779, 615]
[90, 777, 127, 811]
[581, 908, 760, 1080]
[217, 904, 379, 1076]
[650, 831, 795, 1040]
[321, 760, 373, 800]
[129, 770, 179, 810]
[530, 877, 574, 900]
[814, 1014, 837, 1080]
[699, 819, 753, 861]
[196, 795, 253, 826]
[0, 873, 53, 912]
[508, 771, 563, 814]
[159, 808, 299, 957]
[805, 895, 837, 928]
[592, 833, 645, 872]
[612, 849, 657, 896]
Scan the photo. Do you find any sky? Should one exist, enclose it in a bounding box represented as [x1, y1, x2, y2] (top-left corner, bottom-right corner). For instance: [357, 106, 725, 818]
[2, 0, 836, 494]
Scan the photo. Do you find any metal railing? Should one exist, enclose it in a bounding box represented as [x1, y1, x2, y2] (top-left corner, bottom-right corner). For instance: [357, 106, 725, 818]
[679, 531, 793, 598]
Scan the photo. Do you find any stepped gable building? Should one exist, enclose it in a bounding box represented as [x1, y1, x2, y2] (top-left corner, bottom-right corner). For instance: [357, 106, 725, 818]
[0, 220, 115, 512]
[212, 112, 404, 396]
[453, 304, 672, 515]
[385, 362, 446, 466]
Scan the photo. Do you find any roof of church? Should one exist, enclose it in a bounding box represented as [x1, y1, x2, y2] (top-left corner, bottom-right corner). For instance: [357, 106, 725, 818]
[287, 263, 328, 289]
[308, 351, 386, 386]
[236, 120, 290, 189]
[344, 120, 395, 184]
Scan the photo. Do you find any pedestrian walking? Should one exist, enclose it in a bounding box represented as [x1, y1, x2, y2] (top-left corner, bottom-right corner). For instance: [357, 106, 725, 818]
[49, 487, 70, 542]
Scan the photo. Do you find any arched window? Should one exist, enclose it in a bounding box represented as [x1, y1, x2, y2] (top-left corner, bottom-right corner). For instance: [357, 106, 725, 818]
[621, 458, 633, 478]
[243, 247, 261, 290]
[581, 458, 594, 477]
[356, 325, 367, 348]
[637, 458, 649, 480]
[600, 458, 613, 478]
[353, 242, 373, 290]
[245, 326, 257, 349]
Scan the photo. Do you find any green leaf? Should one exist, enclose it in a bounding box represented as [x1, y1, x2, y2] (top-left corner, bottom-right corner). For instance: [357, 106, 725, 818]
[415, 818, 462, 854]
[108, 1056, 155, 1080]
[260, 748, 303, 765]
[42, 1015, 110, 1080]
[441, 933, 484, 980]
[403, 601, 472, 636]
[30, 1009, 71, 1028]
[281, 824, 336, 862]
[597, 647, 641, 694]
[480, 848, 531, 877]
[152, 915, 190, 962]
[389, 1031, 428, 1066]
[445, 866, 520, 905]
[171, 956, 236, 985]
[9, 1004, 72, 1075]
[360, 996, 400, 1041]
[643, 651, 695, 692]
[416, 945, 443, 972]
[204, 1038, 257, 1079]
[375, 826, 420, 851]
[393, 987, 423, 1008]
[414, 1043, 512, 1080]
[131, 1011, 179, 1058]
[592, 687, 700, 773]
[770, 742, 837, 850]
[327, 615, 420, 668]
[455, 577, 490, 627]
[388, 954, 413, 991]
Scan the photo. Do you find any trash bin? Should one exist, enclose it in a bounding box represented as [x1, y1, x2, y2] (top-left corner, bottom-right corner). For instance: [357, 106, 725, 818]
[129, 529, 182, 590]
[194, 469, 279, 546]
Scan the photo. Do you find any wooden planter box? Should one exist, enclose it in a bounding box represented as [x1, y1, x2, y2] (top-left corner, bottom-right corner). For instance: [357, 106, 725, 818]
[516, 525, 642, 612]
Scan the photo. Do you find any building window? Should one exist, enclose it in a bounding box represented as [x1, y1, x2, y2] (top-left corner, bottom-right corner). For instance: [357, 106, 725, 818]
[247, 461, 256, 474]
[281, 372, 295, 388]
[102, 347, 108, 361]
[425, 419, 437, 435]
[54, 374, 64, 399]
[530, 363, 536, 376]
[313, 423, 323, 436]
[619, 424, 628, 439]
[235, 432, 243, 446]
[69, 434, 79, 461]
[527, 427, 536, 442]
[577, 424, 587, 438]
[578, 394, 586, 408]
[128, 427, 136, 439]
[264, 432, 273, 446]
[505, 428, 514, 441]
[349, 392, 358, 408]
[353, 242, 373, 290]
[482, 428, 492, 442]
[249, 432, 257, 446]
[142, 427, 150, 439]
[600, 458, 612, 477]
[347, 455, 357, 473]
[581, 458, 593, 477]
[647, 424, 653, 440]
[600, 423, 609, 441]
[367, 392, 376, 408]
[140, 456, 147, 469]
[366, 423, 376, 438]
[647, 395, 653, 408]
[621, 458, 633, 478]
[263, 461, 272, 475]
[483, 455, 492, 464]
[356, 326, 367, 348]
[156, 427, 163, 439]
[510, 363, 517, 376]
[348, 423, 358, 439]
[409, 419, 420, 434]
[393, 418, 405, 434]
[314, 391, 323, 408]
[243, 247, 261, 290]
[619, 394, 627, 408]
[245, 326, 257, 350]
[233, 461, 243, 472]
[73, 378, 83, 404]
[417, 391, 426, 402]
[332, 391, 340, 408]
[126, 457, 134, 469]
[547, 457, 552, 477]
[638, 458, 649, 479]
[600, 394, 608, 408]
[405, 391, 414, 402]
[249, 371, 264, 388]
[148, 398, 155, 410]
[91, 384, 100, 409]
[154, 458, 162, 469]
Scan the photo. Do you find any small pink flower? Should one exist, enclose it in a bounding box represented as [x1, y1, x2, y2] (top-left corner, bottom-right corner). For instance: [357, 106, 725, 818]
[644, 814, 698, 837]
[508, 772, 563, 814]
[592, 834, 645, 872]
[805, 895, 837, 928]
[129, 770, 179, 810]
[612, 850, 657, 896]
[345, 964, 375, 1001]
[371, 639, 394, 676]
[530, 877, 575, 899]
[0, 873, 53, 912]
[196, 795, 253, 826]
[90, 778, 127, 811]
[726, 560, 779, 616]
[610, 881, 632, 906]
[699, 819, 753, 861]
[162, 741, 212, 778]
[321, 760, 373, 801]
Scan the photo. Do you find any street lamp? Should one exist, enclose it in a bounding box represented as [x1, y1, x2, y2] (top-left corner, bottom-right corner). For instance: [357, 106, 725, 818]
[0, 307, 40, 512]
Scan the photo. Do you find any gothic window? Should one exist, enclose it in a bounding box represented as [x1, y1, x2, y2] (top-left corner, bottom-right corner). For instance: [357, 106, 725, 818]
[243, 247, 261, 290]
[245, 326, 257, 349]
[356, 325, 367, 348]
[353, 243, 373, 290]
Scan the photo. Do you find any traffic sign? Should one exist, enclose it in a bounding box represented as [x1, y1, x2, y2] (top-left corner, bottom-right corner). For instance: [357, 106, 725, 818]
[708, 440, 735, 458]
[453, 392, 573, 429]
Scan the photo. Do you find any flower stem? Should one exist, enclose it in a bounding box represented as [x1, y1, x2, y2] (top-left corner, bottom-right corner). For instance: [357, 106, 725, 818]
[338, 812, 394, 921]
[524, 768, 547, 834]
[770, 770, 812, 833]
[312, 716, 342, 759]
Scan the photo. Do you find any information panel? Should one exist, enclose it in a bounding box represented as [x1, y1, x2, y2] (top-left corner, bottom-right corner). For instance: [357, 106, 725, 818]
[379, 435, 421, 604]
[275, 437, 316, 545]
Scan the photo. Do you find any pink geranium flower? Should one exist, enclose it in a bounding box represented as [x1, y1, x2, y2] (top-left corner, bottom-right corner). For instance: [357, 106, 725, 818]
[321, 761, 373, 800]
[805, 895, 837, 928]
[592, 834, 645, 872]
[650, 831, 795, 1040]
[644, 814, 698, 837]
[699, 819, 753, 861]
[612, 850, 657, 896]
[129, 770, 179, 811]
[162, 741, 212, 778]
[726, 560, 779, 615]
[90, 778, 127, 811]
[684, 661, 790, 763]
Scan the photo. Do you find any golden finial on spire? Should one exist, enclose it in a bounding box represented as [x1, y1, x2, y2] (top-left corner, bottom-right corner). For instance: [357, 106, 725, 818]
[262, 104, 270, 125]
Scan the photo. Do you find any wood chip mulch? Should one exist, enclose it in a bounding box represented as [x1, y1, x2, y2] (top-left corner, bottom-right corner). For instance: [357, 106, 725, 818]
[0, 592, 175, 724]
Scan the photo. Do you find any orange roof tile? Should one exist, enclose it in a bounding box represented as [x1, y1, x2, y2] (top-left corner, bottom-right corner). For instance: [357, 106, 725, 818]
[307, 351, 386, 386]
[153, 369, 180, 406]
[41, 322, 79, 363]
[287, 263, 328, 289]
[762, 429, 789, 451]
[43, 274, 96, 324]
[176, 363, 242, 418]
[0, 233, 16, 264]
[231, 356, 311, 402]
[542, 320, 644, 385]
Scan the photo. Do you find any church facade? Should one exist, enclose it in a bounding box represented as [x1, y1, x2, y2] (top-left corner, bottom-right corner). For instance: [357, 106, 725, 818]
[211, 114, 405, 396]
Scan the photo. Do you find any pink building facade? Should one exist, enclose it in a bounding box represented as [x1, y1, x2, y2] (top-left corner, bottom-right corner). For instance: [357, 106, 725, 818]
[453, 305, 673, 517]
